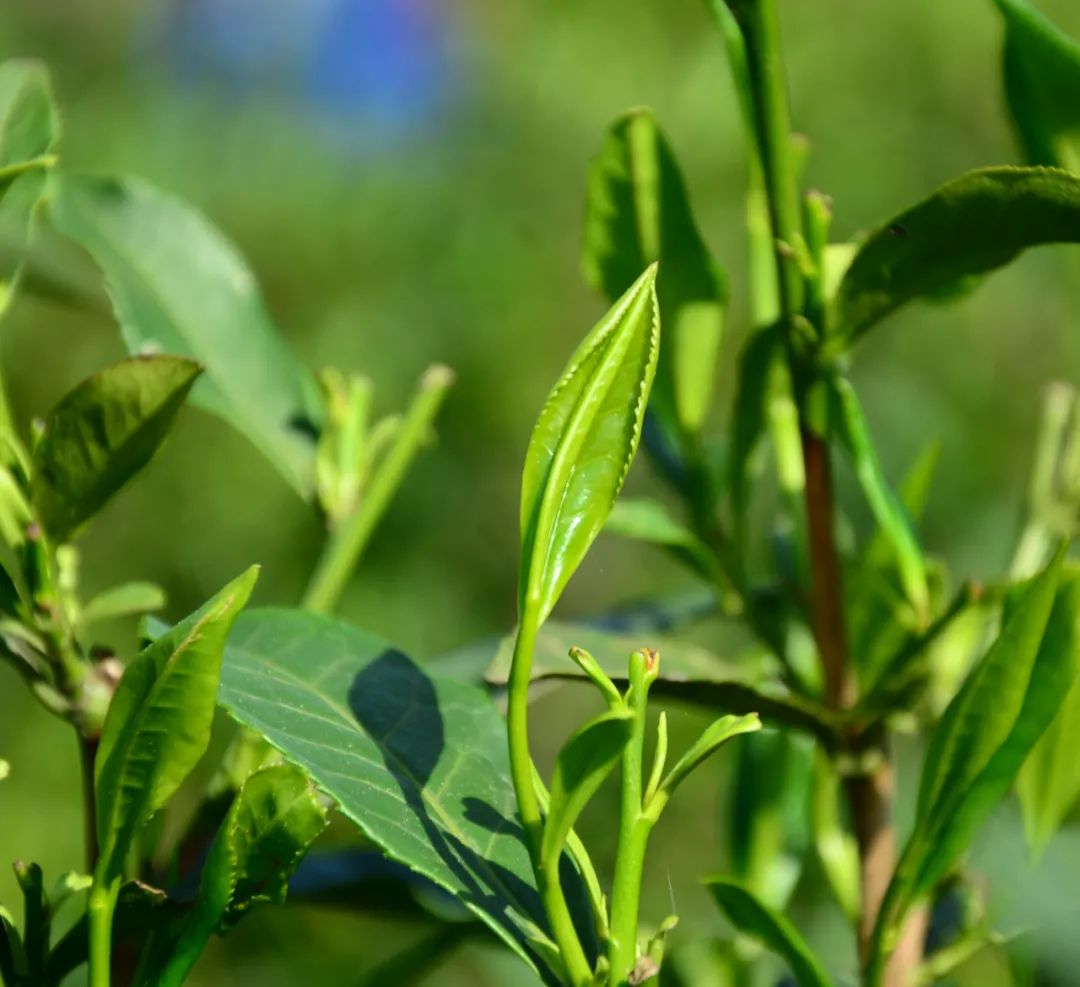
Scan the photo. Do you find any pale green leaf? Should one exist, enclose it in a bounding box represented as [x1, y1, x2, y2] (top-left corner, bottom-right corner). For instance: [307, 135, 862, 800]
[540, 709, 633, 871]
[520, 265, 659, 625]
[49, 174, 323, 496]
[834, 166, 1080, 342]
[80, 581, 167, 627]
[993, 0, 1080, 170]
[705, 878, 833, 987]
[215, 608, 583, 982]
[653, 713, 760, 808]
[605, 496, 717, 579]
[0, 59, 58, 317]
[583, 109, 726, 434]
[94, 566, 258, 885]
[31, 355, 201, 540]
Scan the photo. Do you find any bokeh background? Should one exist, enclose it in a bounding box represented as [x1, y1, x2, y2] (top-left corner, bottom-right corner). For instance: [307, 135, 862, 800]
[3, 0, 1080, 984]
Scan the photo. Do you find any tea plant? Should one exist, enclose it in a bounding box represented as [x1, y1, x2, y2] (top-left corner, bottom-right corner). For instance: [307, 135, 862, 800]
[4, 0, 1080, 985]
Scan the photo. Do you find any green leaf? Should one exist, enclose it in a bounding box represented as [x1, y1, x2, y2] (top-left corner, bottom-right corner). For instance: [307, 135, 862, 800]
[1017, 570, 1080, 855]
[0, 59, 59, 317]
[94, 566, 258, 885]
[519, 264, 659, 625]
[31, 355, 200, 541]
[484, 620, 834, 743]
[605, 496, 717, 579]
[80, 581, 167, 627]
[0, 904, 26, 986]
[652, 714, 760, 809]
[583, 110, 726, 436]
[215, 608, 582, 982]
[48, 174, 323, 497]
[828, 375, 929, 621]
[153, 764, 327, 986]
[704, 878, 833, 987]
[540, 709, 633, 871]
[993, 0, 1080, 170]
[834, 166, 1080, 343]
[883, 552, 1078, 937]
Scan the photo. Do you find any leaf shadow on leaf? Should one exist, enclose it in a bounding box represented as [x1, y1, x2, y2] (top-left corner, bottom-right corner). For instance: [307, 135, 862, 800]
[345, 650, 591, 983]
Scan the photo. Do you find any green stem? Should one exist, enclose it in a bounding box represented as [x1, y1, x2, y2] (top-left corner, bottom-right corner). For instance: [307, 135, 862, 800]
[88, 881, 119, 987]
[607, 651, 655, 985]
[301, 365, 453, 614]
[508, 611, 592, 986]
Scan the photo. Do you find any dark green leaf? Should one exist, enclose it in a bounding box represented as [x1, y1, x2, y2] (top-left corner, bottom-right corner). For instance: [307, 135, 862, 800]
[94, 567, 258, 885]
[540, 709, 633, 870]
[993, 0, 1080, 170]
[519, 265, 659, 625]
[705, 878, 833, 987]
[0, 904, 26, 986]
[31, 355, 200, 540]
[583, 109, 726, 435]
[834, 166, 1080, 342]
[215, 608, 579, 982]
[484, 620, 835, 743]
[49, 174, 323, 496]
[13, 862, 45, 985]
[883, 553, 1078, 938]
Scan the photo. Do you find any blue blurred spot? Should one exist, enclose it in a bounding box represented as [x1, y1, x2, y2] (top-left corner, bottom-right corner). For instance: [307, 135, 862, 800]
[145, 0, 453, 151]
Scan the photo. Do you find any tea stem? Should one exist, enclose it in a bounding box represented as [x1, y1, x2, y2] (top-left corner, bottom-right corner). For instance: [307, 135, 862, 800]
[88, 880, 118, 987]
[301, 365, 453, 615]
[608, 650, 655, 985]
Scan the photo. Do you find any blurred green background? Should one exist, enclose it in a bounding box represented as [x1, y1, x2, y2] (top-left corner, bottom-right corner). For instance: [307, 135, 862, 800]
[3, 0, 1080, 983]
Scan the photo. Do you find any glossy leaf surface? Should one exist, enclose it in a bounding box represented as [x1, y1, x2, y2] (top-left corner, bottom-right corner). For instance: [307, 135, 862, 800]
[994, 0, 1080, 170]
[215, 607, 576, 981]
[49, 174, 322, 496]
[95, 566, 258, 884]
[705, 878, 833, 987]
[519, 265, 659, 625]
[31, 355, 200, 540]
[835, 167, 1080, 342]
[583, 110, 726, 434]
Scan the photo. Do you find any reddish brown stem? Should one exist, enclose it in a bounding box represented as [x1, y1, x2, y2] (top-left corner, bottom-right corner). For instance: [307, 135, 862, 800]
[801, 427, 920, 986]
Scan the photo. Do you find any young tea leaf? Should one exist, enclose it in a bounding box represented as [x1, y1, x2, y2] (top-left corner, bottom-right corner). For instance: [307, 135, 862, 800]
[80, 581, 167, 627]
[828, 375, 929, 622]
[583, 110, 726, 435]
[705, 878, 833, 987]
[215, 607, 587, 983]
[834, 166, 1080, 343]
[31, 355, 201, 541]
[648, 714, 760, 817]
[519, 264, 659, 626]
[1017, 570, 1080, 856]
[49, 174, 323, 497]
[883, 552, 1078, 936]
[94, 566, 258, 886]
[154, 763, 327, 986]
[540, 709, 633, 872]
[993, 0, 1080, 170]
